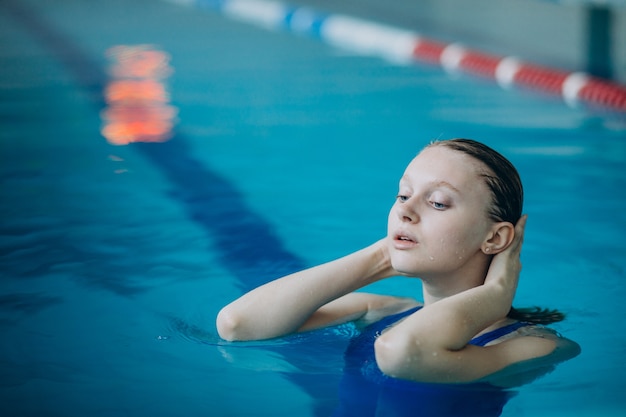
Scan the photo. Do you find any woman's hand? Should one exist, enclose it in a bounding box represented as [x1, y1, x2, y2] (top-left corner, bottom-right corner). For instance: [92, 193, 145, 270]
[484, 215, 527, 303]
[370, 237, 400, 278]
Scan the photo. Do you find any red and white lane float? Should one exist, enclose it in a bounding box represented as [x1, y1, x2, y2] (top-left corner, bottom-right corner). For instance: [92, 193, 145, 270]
[167, 0, 626, 113]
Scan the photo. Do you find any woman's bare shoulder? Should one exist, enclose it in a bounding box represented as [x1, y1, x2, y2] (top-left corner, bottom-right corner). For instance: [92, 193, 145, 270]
[481, 326, 581, 387]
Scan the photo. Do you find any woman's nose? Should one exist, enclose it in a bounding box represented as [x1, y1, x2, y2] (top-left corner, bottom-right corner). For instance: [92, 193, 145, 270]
[397, 202, 419, 223]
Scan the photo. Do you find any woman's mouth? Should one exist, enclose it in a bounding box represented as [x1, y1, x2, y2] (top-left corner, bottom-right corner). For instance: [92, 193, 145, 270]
[393, 233, 418, 248]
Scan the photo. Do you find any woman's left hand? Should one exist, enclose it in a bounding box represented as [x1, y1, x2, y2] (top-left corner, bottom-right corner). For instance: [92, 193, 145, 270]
[484, 215, 527, 303]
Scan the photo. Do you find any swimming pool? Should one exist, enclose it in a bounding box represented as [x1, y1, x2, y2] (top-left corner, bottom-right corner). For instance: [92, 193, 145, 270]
[1, 0, 625, 416]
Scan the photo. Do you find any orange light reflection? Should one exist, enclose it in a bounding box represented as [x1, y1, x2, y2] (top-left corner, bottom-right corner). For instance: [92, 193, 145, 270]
[105, 80, 169, 103]
[101, 44, 177, 145]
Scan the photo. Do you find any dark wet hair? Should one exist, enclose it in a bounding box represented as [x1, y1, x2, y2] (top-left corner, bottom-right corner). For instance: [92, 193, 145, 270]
[428, 138, 565, 325]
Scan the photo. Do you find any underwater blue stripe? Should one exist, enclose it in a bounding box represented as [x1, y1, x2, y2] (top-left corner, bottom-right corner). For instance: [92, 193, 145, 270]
[2, 0, 306, 294]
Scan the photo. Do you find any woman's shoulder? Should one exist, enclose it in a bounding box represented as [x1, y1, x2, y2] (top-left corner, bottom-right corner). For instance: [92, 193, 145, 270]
[480, 323, 580, 387]
[356, 294, 422, 327]
[492, 323, 580, 356]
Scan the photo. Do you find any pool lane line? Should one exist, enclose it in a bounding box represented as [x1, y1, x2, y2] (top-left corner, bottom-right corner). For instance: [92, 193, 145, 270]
[2, 0, 307, 295]
[165, 0, 626, 113]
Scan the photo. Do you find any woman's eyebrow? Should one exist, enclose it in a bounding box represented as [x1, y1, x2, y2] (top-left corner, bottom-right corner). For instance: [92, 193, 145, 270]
[401, 175, 461, 194]
[398, 176, 411, 187]
[431, 180, 461, 193]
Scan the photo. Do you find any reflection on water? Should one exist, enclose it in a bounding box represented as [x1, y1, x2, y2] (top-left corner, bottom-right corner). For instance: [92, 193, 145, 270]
[101, 45, 177, 145]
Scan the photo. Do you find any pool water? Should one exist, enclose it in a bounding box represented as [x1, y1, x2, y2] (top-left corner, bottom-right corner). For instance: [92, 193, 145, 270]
[1, 0, 625, 416]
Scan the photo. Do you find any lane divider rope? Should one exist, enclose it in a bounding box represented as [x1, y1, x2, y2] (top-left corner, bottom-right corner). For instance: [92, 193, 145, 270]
[166, 0, 626, 113]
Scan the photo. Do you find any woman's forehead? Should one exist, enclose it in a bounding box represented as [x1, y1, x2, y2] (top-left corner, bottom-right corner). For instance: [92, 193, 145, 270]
[407, 146, 487, 179]
[400, 147, 494, 200]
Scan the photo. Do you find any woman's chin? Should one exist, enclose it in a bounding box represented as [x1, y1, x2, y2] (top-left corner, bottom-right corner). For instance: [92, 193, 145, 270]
[390, 259, 422, 278]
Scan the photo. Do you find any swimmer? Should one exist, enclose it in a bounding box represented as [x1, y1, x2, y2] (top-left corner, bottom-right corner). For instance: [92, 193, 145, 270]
[216, 138, 580, 387]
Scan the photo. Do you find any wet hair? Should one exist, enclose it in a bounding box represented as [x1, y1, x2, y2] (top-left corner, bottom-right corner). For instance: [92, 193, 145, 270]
[428, 138, 565, 325]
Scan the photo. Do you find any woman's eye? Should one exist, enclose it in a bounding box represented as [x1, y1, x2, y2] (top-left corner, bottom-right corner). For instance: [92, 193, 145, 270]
[396, 195, 410, 202]
[430, 201, 448, 210]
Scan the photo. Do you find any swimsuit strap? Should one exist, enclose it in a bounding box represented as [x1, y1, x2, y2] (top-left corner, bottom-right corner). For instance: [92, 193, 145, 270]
[376, 305, 422, 328]
[350, 305, 531, 356]
[469, 321, 532, 347]
[360, 305, 532, 347]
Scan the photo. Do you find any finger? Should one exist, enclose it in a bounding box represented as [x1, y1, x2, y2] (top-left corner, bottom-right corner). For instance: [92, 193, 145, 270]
[516, 214, 527, 233]
[505, 215, 527, 254]
[514, 214, 528, 244]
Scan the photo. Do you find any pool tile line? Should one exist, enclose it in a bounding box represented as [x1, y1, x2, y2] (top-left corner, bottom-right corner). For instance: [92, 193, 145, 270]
[165, 0, 626, 113]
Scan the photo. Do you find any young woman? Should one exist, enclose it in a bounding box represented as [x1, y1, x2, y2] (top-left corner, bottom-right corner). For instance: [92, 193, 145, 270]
[216, 138, 580, 389]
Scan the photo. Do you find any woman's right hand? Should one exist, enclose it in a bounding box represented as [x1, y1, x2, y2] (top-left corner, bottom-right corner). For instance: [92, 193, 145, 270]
[370, 237, 398, 279]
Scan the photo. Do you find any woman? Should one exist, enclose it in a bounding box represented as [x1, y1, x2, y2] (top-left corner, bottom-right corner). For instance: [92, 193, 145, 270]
[216, 138, 580, 389]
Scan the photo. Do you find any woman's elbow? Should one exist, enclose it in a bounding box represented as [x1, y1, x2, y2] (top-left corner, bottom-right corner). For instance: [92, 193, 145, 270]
[374, 332, 449, 382]
[374, 333, 421, 379]
[216, 306, 244, 341]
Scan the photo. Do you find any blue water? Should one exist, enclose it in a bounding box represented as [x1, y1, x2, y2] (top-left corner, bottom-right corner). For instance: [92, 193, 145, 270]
[1, 0, 625, 416]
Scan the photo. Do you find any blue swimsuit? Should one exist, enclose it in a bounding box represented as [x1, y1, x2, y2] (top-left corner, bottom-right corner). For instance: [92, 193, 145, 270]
[334, 306, 533, 417]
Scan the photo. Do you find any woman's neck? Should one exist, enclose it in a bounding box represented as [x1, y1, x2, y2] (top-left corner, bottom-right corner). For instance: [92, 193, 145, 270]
[420, 259, 490, 305]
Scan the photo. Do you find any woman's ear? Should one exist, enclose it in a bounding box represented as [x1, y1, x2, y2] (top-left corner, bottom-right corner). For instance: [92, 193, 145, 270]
[482, 222, 515, 255]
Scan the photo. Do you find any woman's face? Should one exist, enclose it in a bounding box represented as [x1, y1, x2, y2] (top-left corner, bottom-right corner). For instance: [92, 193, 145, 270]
[387, 145, 496, 279]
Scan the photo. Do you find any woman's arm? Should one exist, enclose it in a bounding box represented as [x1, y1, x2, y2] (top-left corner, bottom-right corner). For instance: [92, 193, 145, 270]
[374, 215, 556, 383]
[298, 292, 420, 333]
[216, 239, 399, 341]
